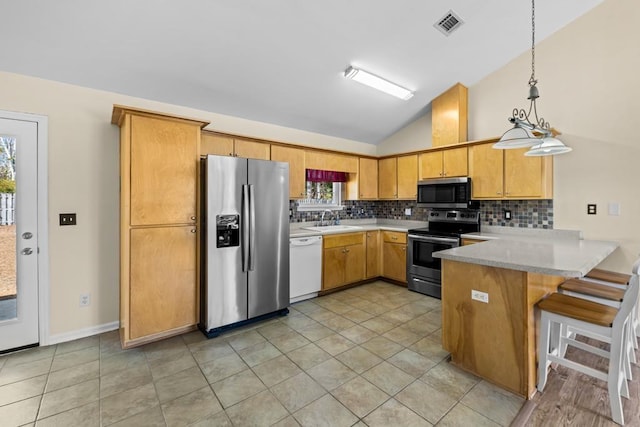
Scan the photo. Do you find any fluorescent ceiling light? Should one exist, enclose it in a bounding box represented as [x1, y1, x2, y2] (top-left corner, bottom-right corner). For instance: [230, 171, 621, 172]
[344, 66, 414, 100]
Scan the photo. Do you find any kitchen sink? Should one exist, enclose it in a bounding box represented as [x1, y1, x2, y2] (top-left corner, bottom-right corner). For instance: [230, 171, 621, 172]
[302, 225, 363, 232]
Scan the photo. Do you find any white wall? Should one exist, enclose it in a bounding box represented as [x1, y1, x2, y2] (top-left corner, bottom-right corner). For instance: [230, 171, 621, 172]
[0, 71, 374, 337]
[376, 111, 432, 156]
[380, 0, 640, 272]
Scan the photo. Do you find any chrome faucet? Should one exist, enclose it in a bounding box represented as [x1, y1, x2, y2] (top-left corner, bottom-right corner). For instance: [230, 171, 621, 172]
[320, 209, 333, 226]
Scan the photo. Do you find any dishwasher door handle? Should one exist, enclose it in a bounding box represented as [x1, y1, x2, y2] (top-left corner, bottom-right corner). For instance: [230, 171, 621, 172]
[290, 237, 322, 247]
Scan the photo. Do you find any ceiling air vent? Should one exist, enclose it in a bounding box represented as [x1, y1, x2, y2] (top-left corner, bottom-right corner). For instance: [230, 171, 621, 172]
[434, 10, 464, 36]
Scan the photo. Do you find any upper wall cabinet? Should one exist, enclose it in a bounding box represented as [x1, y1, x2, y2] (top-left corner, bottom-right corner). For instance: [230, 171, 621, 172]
[468, 143, 553, 199]
[271, 145, 306, 199]
[201, 132, 270, 160]
[419, 147, 468, 180]
[347, 157, 378, 200]
[379, 155, 418, 200]
[432, 83, 468, 147]
[305, 150, 358, 173]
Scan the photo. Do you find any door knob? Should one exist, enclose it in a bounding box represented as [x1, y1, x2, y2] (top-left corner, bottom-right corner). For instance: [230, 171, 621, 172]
[22, 232, 33, 239]
[21, 248, 33, 255]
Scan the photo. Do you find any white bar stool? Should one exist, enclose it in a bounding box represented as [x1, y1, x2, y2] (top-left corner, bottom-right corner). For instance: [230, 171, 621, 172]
[536, 268, 639, 425]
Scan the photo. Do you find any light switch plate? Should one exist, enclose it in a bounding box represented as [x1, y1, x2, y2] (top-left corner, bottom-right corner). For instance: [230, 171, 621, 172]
[608, 202, 620, 216]
[405, 208, 412, 216]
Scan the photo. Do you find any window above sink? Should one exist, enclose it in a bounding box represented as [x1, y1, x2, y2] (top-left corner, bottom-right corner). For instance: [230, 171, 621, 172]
[297, 169, 347, 212]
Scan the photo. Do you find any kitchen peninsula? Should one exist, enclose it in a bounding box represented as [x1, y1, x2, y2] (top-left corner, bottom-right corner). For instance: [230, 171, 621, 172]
[433, 237, 618, 398]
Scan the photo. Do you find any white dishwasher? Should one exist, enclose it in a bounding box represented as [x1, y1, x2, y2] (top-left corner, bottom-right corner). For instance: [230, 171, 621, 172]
[289, 235, 323, 303]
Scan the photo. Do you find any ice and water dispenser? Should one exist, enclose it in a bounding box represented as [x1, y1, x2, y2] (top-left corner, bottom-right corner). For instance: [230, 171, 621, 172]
[216, 214, 240, 248]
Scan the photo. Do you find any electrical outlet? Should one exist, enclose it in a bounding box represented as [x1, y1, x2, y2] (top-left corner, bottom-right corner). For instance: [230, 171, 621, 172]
[60, 213, 77, 226]
[405, 208, 412, 216]
[471, 290, 489, 303]
[587, 204, 597, 215]
[504, 210, 512, 220]
[79, 293, 90, 307]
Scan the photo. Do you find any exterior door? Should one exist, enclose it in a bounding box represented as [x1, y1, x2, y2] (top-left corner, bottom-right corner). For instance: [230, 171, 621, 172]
[0, 117, 39, 352]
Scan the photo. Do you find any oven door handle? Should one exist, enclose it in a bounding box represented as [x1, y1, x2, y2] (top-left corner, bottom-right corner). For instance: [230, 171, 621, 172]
[408, 234, 460, 245]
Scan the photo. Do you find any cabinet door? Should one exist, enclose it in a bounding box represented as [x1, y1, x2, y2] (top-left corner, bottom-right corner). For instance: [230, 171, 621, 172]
[359, 158, 379, 199]
[234, 138, 270, 160]
[419, 151, 443, 179]
[432, 83, 468, 147]
[322, 247, 346, 290]
[443, 147, 468, 177]
[378, 157, 397, 199]
[504, 149, 552, 198]
[130, 226, 197, 339]
[383, 242, 407, 283]
[468, 143, 504, 199]
[365, 231, 380, 278]
[271, 145, 306, 199]
[130, 115, 198, 226]
[344, 243, 366, 285]
[397, 155, 418, 199]
[201, 133, 234, 156]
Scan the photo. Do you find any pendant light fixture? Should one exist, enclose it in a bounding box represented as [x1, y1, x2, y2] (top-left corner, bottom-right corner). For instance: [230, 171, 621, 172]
[493, 0, 571, 156]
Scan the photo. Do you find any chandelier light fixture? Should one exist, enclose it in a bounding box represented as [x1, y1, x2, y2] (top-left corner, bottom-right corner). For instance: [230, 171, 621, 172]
[493, 0, 571, 156]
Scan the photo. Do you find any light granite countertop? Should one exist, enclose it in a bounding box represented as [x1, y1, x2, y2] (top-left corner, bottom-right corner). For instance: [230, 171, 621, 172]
[433, 237, 618, 277]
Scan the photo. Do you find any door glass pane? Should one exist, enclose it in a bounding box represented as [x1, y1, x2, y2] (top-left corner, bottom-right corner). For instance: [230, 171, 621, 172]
[0, 135, 16, 321]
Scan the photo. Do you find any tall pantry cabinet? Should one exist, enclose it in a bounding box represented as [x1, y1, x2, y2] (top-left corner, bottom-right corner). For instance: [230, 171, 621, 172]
[112, 106, 209, 348]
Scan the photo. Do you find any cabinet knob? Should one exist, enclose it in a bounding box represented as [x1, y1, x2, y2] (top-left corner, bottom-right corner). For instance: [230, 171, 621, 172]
[229, 153, 233, 156]
[345, 248, 350, 253]
[497, 191, 502, 195]
[190, 216, 196, 221]
[391, 236, 397, 240]
[191, 229, 196, 233]
[401, 247, 406, 251]
[505, 192, 510, 195]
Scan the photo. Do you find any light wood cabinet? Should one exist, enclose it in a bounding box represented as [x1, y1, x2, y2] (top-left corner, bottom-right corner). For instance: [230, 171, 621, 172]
[461, 238, 484, 246]
[271, 145, 306, 199]
[365, 230, 380, 279]
[379, 155, 418, 200]
[112, 105, 208, 348]
[347, 157, 378, 200]
[469, 143, 553, 199]
[201, 132, 270, 160]
[378, 158, 397, 199]
[130, 226, 197, 339]
[419, 147, 468, 180]
[305, 150, 358, 173]
[382, 231, 407, 283]
[432, 83, 468, 147]
[322, 233, 365, 290]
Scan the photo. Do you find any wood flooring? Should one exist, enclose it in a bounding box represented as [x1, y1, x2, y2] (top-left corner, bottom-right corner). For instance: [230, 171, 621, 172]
[520, 336, 640, 426]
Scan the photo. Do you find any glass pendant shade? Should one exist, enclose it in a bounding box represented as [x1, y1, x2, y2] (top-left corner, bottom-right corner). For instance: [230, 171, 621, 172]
[493, 125, 539, 149]
[524, 137, 572, 156]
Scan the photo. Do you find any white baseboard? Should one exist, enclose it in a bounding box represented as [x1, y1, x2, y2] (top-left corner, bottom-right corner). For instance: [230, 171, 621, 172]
[47, 321, 120, 345]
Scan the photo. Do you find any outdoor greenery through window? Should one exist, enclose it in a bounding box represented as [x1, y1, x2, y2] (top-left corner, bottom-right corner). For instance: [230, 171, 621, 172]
[0, 136, 16, 194]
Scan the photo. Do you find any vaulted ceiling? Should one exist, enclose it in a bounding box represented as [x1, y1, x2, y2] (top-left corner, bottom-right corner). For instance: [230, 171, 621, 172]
[0, 0, 603, 144]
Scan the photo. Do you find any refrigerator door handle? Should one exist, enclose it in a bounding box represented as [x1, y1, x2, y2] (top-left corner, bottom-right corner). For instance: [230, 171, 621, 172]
[242, 184, 250, 272]
[248, 184, 256, 271]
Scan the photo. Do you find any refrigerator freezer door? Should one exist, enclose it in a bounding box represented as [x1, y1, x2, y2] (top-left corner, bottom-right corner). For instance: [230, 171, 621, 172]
[247, 159, 290, 318]
[205, 155, 248, 330]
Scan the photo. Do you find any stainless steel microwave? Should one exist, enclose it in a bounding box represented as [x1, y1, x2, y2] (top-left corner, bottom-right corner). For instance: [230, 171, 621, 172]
[416, 177, 478, 209]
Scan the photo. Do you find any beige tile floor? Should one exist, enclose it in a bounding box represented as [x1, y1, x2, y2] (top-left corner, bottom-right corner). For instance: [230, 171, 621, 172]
[0, 281, 525, 426]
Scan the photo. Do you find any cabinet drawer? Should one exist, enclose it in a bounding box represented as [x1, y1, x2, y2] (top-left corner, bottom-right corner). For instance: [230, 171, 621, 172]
[323, 232, 365, 249]
[382, 231, 406, 244]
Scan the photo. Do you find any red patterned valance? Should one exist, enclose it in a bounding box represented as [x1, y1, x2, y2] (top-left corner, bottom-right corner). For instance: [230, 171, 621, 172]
[305, 169, 348, 182]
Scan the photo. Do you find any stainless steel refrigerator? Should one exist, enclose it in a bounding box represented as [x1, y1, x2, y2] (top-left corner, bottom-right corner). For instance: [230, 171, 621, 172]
[200, 155, 290, 337]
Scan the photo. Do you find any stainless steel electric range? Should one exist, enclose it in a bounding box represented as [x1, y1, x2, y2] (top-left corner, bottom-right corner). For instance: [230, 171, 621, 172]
[407, 209, 480, 298]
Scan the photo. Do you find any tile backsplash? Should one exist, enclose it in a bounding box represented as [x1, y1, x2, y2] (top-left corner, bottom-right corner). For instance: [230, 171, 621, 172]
[289, 199, 553, 229]
[479, 199, 553, 228]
